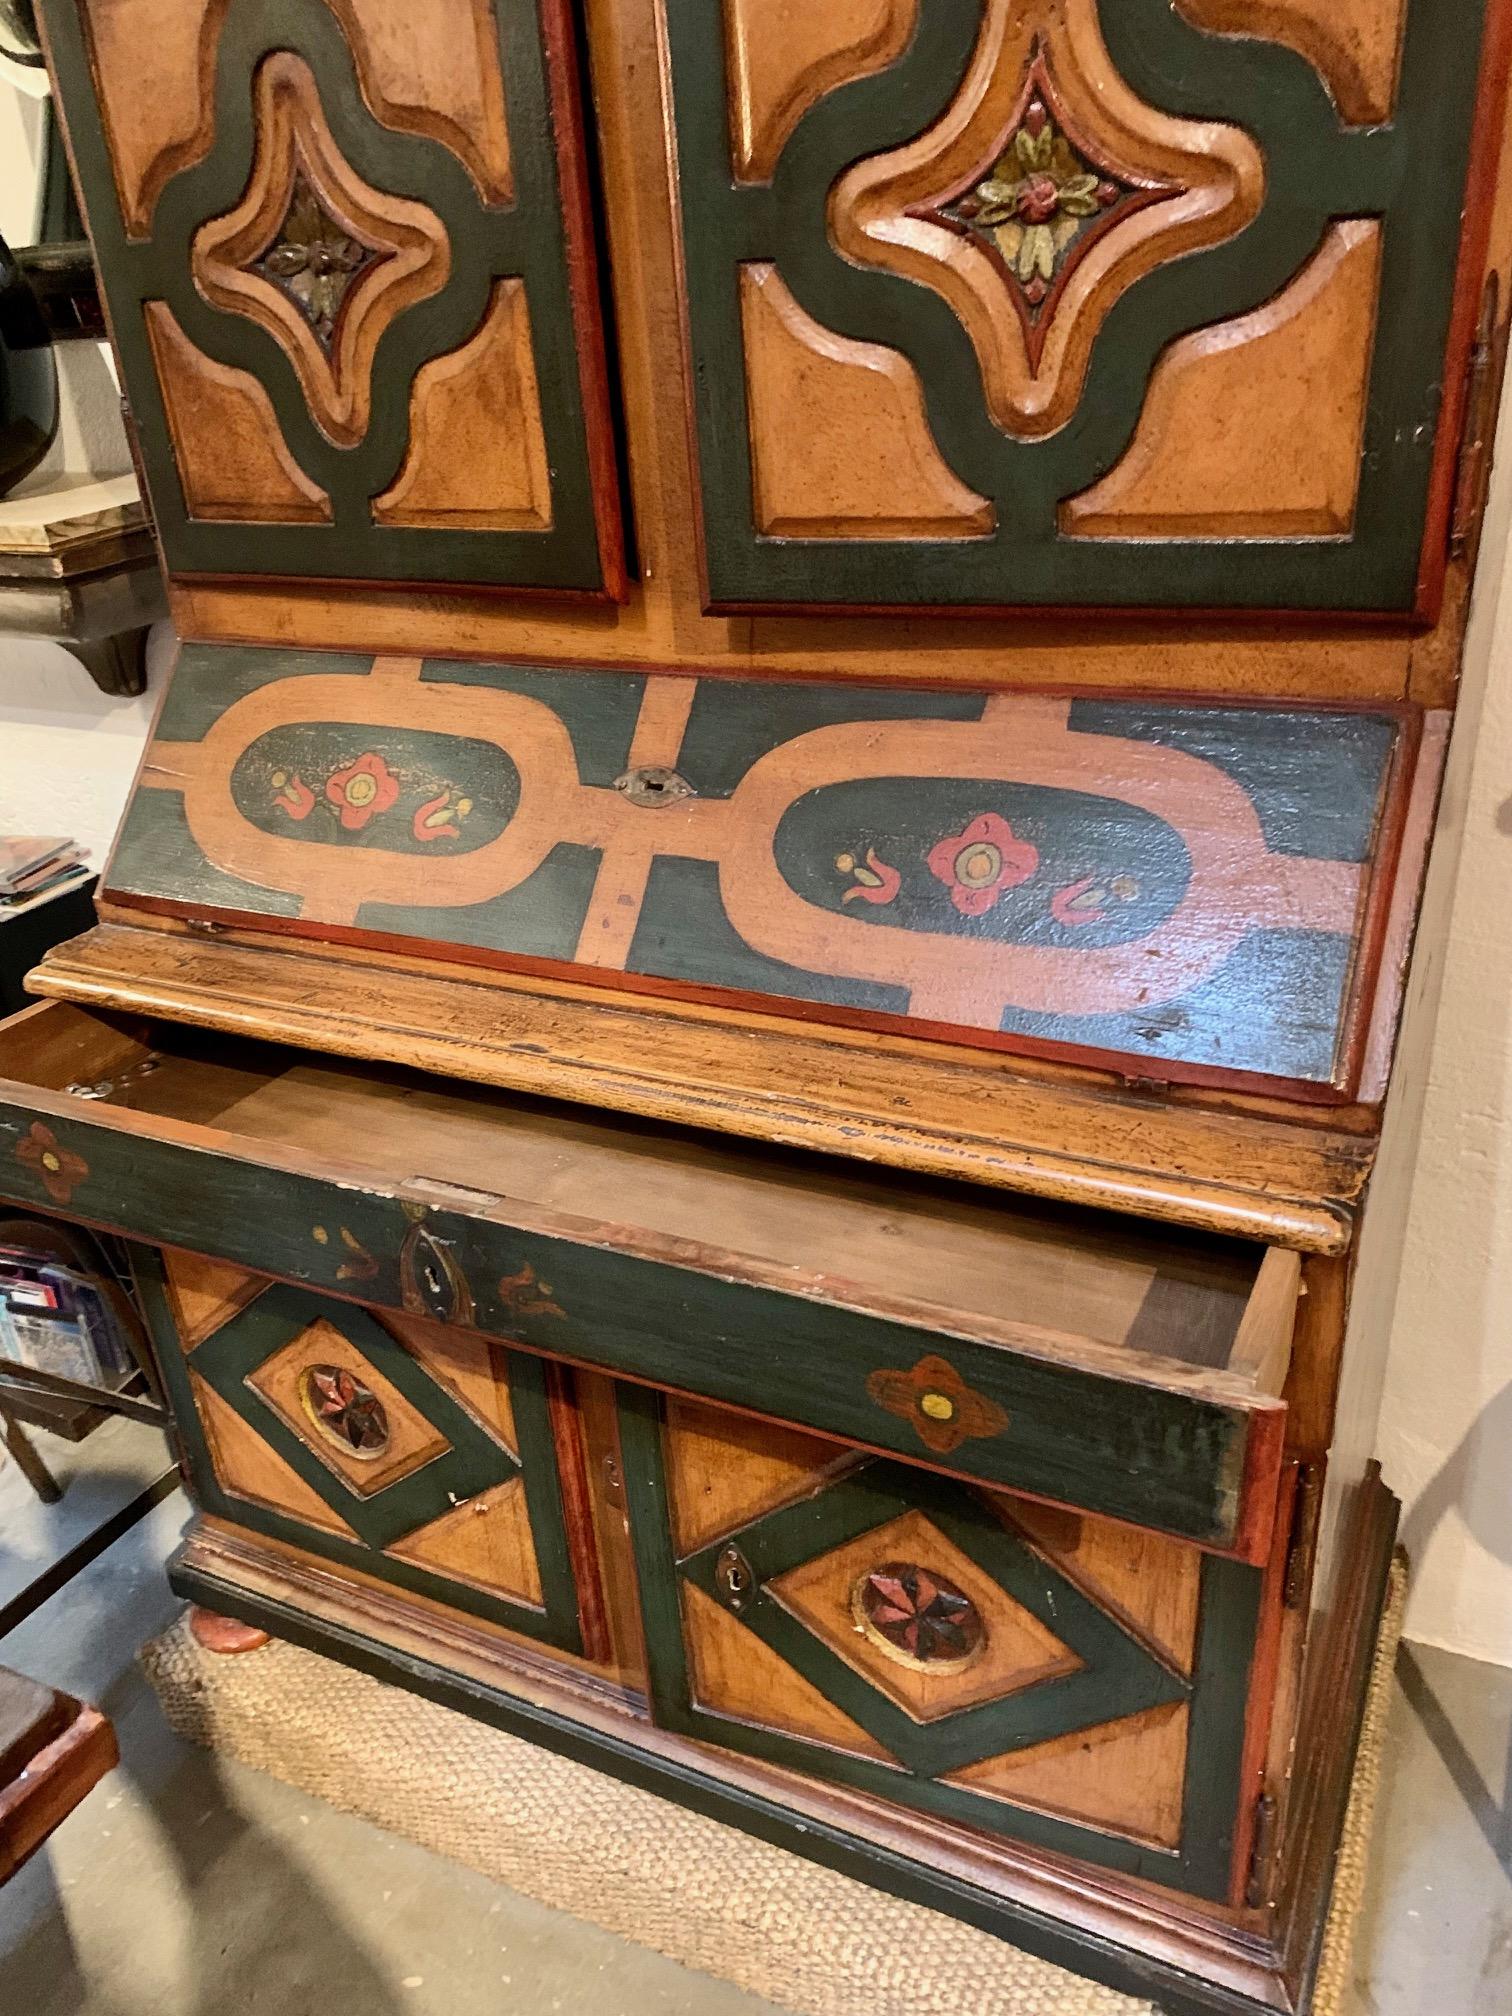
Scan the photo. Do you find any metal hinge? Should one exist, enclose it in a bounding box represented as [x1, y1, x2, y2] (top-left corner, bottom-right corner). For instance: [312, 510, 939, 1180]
[1283, 1462, 1323, 1610]
[1450, 271, 1504, 561]
[1245, 1789, 1281, 1909]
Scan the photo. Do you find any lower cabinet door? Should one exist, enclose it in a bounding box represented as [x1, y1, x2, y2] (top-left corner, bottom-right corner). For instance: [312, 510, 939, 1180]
[139, 1248, 587, 1656]
[618, 1387, 1275, 1902]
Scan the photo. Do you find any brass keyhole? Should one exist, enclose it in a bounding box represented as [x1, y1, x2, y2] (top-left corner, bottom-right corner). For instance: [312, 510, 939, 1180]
[714, 1543, 755, 1614]
[613, 765, 695, 809]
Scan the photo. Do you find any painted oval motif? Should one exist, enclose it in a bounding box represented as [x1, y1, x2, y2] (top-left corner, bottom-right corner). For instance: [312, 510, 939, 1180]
[774, 779, 1191, 947]
[230, 725, 521, 854]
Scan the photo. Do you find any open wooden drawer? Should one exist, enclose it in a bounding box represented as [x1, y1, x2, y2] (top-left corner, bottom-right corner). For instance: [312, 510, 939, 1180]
[0, 1001, 1298, 1560]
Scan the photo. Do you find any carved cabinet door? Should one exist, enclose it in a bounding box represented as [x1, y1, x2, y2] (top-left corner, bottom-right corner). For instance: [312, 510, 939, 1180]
[669, 0, 1509, 616]
[139, 1249, 591, 1656]
[40, 0, 625, 600]
[620, 1388, 1280, 1903]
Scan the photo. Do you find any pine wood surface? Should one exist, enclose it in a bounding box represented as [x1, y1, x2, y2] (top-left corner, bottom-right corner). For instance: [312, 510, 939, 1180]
[27, 927, 1372, 1252]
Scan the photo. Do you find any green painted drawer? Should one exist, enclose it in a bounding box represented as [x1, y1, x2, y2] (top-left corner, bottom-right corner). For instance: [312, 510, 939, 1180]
[0, 1002, 1295, 1560]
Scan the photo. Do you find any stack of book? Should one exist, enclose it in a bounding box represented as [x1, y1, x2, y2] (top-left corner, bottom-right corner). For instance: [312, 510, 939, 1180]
[0, 835, 90, 910]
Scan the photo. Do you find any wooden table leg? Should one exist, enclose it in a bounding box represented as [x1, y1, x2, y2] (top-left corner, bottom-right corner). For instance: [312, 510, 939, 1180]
[0, 1405, 62, 1504]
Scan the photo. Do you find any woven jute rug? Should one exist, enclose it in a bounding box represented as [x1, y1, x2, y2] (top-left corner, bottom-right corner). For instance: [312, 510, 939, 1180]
[141, 1556, 1406, 2016]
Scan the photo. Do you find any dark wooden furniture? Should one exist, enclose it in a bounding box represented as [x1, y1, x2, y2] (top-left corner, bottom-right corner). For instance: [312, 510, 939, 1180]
[4, 2, 1510, 2009]
[0, 1666, 117, 1882]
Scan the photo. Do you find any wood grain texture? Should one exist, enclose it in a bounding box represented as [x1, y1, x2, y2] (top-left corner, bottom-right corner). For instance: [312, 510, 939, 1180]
[624, 1387, 1266, 1895]
[164, 1247, 266, 1349]
[191, 52, 451, 452]
[28, 924, 1375, 1251]
[373, 279, 552, 532]
[145, 303, 332, 524]
[1176, 0, 1407, 127]
[0, 1002, 1292, 1556]
[190, 1367, 361, 1539]
[828, 0, 1265, 440]
[117, 0, 1509, 641]
[75, 0, 512, 239]
[46, 0, 626, 599]
[664, 1397, 857, 1556]
[76, 0, 222, 239]
[769, 1504, 1084, 1724]
[1063, 223, 1383, 539]
[723, 0, 918, 184]
[0, 1695, 117, 1884]
[386, 1474, 544, 1607]
[946, 1700, 1190, 1851]
[740, 264, 994, 539]
[243, 1314, 451, 1499]
[681, 1580, 898, 1764]
[382, 1312, 519, 1458]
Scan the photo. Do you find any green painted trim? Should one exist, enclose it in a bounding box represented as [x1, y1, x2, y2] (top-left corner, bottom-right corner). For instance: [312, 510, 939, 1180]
[136, 1252, 584, 1655]
[0, 1098, 1262, 1552]
[677, 1457, 1189, 1778]
[40, 0, 609, 592]
[668, 0, 1490, 610]
[168, 1550, 1283, 2016]
[618, 1386, 1261, 1901]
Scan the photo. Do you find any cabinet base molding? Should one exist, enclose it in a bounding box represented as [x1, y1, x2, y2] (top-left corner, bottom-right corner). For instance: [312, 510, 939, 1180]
[169, 1481, 1399, 2016]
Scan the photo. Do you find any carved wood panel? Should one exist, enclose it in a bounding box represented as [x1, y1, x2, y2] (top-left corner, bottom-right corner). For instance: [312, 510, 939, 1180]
[671, 0, 1504, 613]
[143, 1249, 585, 1649]
[41, 0, 623, 598]
[621, 1388, 1269, 1898]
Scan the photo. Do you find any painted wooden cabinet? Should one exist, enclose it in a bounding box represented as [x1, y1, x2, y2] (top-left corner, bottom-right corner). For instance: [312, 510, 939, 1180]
[10, 4, 1512, 2014]
[41, 0, 624, 598]
[669, 0, 1500, 615]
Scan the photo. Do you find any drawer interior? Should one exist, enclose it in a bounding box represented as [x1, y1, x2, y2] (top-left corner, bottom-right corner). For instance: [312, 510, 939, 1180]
[3, 1002, 1298, 1404]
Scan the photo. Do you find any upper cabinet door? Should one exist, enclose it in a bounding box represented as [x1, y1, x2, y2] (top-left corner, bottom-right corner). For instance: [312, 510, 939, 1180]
[667, 0, 1508, 617]
[41, 0, 625, 600]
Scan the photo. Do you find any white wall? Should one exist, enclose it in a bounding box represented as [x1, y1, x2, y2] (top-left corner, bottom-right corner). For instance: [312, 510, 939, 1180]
[0, 629, 168, 865]
[1376, 490, 1512, 1667]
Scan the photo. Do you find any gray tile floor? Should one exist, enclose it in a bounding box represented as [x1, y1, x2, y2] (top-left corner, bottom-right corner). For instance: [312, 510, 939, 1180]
[0, 1431, 1507, 2016]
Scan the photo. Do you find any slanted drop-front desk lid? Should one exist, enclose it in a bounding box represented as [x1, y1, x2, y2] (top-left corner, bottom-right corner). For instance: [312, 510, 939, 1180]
[100, 644, 1433, 1102]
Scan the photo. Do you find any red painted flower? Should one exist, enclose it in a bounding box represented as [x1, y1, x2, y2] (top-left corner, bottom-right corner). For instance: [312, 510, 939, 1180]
[927, 814, 1038, 917]
[271, 768, 315, 819]
[16, 1121, 89, 1205]
[838, 845, 901, 907]
[412, 788, 472, 843]
[326, 752, 399, 831]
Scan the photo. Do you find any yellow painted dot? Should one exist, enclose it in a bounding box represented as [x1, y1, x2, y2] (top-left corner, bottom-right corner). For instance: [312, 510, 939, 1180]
[456, 797, 472, 817]
[271, 770, 287, 789]
[346, 773, 378, 807]
[919, 1391, 956, 1422]
[312, 1225, 329, 1244]
[835, 853, 855, 874]
[41, 1150, 61, 1174]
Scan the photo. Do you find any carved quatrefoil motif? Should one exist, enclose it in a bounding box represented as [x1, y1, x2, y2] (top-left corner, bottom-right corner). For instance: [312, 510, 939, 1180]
[193, 51, 452, 447]
[831, 1, 1265, 438]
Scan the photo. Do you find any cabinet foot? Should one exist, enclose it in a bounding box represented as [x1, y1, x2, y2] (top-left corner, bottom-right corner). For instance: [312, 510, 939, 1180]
[188, 1605, 270, 1655]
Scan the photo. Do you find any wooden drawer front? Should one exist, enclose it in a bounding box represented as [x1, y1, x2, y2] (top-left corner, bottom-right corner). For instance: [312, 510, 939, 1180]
[136, 1249, 586, 1655]
[40, 0, 623, 600]
[666, 0, 1503, 616]
[0, 1005, 1295, 1560]
[620, 1390, 1271, 1901]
